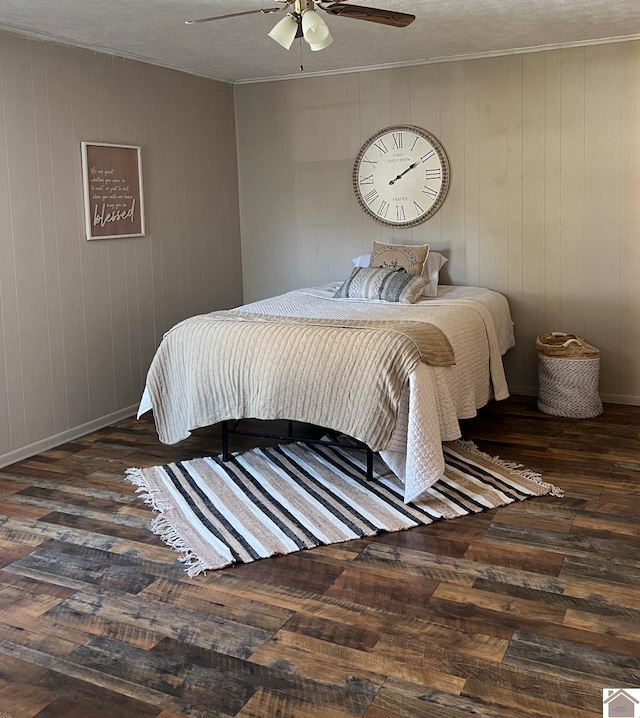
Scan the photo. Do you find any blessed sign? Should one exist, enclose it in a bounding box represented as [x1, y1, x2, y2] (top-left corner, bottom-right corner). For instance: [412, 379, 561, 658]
[81, 142, 145, 240]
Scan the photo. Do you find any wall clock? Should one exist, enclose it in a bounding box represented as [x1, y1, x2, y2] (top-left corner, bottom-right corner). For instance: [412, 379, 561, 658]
[353, 125, 450, 228]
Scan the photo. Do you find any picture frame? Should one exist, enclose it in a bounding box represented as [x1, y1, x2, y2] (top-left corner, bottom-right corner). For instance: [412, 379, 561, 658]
[81, 141, 145, 240]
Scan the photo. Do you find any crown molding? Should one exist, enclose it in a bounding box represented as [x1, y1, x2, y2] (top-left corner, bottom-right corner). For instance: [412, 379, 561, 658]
[235, 33, 640, 84]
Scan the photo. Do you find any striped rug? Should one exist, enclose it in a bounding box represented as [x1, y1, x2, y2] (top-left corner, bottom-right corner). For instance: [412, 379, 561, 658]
[126, 440, 563, 576]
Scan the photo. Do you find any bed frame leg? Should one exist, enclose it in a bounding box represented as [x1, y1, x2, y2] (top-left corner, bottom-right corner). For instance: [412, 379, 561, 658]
[366, 446, 374, 481]
[221, 420, 230, 462]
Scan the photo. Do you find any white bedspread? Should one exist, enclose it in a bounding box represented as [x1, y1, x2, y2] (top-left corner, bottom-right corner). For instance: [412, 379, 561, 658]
[139, 283, 514, 502]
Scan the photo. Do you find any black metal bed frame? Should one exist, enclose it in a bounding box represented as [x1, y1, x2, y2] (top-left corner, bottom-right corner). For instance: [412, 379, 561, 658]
[220, 419, 376, 481]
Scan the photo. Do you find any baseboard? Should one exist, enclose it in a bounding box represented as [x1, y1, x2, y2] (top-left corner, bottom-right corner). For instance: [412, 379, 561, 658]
[509, 386, 640, 406]
[600, 393, 640, 406]
[0, 404, 139, 470]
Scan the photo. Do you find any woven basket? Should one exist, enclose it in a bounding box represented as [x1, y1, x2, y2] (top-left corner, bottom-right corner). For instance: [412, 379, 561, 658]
[537, 332, 603, 419]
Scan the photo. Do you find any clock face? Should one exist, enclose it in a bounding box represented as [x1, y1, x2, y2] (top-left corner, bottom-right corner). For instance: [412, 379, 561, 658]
[353, 125, 450, 228]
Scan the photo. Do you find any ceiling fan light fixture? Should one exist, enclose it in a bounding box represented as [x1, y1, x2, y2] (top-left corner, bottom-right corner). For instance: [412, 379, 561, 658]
[301, 9, 330, 44]
[309, 31, 333, 51]
[268, 13, 299, 49]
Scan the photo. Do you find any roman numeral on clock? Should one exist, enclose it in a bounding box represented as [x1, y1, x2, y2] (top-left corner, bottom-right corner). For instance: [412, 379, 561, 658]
[421, 149, 435, 163]
[396, 205, 406, 221]
[374, 139, 388, 155]
[425, 168, 441, 180]
[422, 186, 438, 199]
[359, 174, 374, 185]
[378, 200, 390, 218]
[363, 189, 379, 204]
[392, 132, 403, 149]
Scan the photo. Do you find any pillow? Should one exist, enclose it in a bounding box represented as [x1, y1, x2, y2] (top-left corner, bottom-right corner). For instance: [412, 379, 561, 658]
[334, 266, 427, 304]
[421, 251, 448, 297]
[369, 242, 430, 277]
[352, 250, 448, 297]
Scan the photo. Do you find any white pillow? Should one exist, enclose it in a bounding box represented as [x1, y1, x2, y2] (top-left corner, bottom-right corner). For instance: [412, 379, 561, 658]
[352, 251, 448, 297]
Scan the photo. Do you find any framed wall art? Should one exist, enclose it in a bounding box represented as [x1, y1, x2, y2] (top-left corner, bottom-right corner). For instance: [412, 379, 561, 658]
[81, 141, 145, 240]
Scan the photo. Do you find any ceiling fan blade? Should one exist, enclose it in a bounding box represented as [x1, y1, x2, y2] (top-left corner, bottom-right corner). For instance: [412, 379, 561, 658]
[185, 7, 282, 24]
[321, 4, 415, 27]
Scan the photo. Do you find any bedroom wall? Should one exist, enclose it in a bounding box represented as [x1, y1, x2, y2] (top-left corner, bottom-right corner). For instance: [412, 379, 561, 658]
[235, 41, 640, 404]
[0, 30, 243, 467]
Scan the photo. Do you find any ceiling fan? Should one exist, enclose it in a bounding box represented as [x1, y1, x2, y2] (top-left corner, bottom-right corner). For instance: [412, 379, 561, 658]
[186, 0, 415, 53]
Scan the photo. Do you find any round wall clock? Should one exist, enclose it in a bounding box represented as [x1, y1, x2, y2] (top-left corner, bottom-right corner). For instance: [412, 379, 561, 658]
[353, 125, 450, 228]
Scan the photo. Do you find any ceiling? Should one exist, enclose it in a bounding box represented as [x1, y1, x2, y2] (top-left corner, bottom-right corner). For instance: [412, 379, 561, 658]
[0, 0, 639, 84]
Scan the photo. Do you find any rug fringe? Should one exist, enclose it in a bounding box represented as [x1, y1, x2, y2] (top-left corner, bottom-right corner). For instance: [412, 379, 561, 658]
[150, 515, 211, 577]
[125, 467, 212, 576]
[125, 467, 174, 512]
[452, 440, 565, 498]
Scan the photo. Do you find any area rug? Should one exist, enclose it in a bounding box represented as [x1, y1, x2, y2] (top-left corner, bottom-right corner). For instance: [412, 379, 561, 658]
[126, 440, 563, 576]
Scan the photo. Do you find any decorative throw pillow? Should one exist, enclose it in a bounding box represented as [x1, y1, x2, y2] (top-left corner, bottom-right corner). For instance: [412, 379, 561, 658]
[369, 242, 430, 276]
[334, 266, 427, 304]
[353, 250, 448, 297]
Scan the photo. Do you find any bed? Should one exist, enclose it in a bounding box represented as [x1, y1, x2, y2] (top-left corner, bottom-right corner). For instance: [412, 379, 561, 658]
[138, 278, 515, 503]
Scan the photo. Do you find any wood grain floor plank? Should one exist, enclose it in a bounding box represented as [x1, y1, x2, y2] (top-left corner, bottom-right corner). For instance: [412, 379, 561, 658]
[359, 542, 568, 593]
[138, 577, 295, 631]
[457, 657, 605, 713]
[0, 619, 81, 658]
[364, 678, 526, 718]
[503, 630, 640, 685]
[560, 553, 640, 587]
[484, 522, 640, 562]
[0, 678, 56, 718]
[564, 607, 640, 642]
[236, 686, 370, 718]
[150, 637, 378, 718]
[32, 696, 127, 718]
[54, 588, 276, 658]
[0, 641, 188, 717]
[248, 641, 386, 689]
[463, 540, 566, 575]
[269, 629, 467, 694]
[323, 565, 441, 616]
[226, 553, 347, 595]
[563, 577, 640, 610]
[371, 528, 470, 558]
[461, 677, 602, 717]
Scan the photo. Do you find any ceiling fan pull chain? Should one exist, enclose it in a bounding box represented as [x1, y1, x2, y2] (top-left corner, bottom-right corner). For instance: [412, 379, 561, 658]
[299, 37, 304, 71]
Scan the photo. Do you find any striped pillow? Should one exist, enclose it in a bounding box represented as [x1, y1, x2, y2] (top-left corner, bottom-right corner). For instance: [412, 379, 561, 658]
[334, 267, 427, 304]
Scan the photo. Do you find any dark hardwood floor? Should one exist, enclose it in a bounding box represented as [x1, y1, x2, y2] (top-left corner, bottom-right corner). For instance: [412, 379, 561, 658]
[0, 396, 639, 717]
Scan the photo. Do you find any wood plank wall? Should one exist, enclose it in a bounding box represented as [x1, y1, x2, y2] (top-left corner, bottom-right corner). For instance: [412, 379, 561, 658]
[235, 41, 640, 404]
[0, 30, 244, 467]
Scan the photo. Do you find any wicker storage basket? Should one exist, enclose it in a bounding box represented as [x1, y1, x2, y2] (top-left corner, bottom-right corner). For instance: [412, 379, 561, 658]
[537, 332, 603, 419]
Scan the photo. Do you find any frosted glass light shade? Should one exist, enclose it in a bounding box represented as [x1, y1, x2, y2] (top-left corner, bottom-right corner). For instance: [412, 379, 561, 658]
[309, 32, 333, 51]
[268, 14, 299, 49]
[301, 10, 329, 44]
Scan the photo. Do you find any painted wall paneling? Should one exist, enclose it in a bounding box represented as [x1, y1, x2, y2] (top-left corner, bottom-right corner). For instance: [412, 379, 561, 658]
[0, 30, 243, 466]
[620, 43, 640, 399]
[236, 41, 640, 403]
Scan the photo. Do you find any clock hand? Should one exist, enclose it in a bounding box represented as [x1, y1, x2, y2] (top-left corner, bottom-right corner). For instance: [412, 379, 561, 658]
[388, 160, 421, 185]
